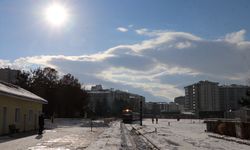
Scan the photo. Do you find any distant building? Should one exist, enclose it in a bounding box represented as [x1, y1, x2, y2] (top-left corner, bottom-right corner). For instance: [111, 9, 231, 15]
[174, 96, 185, 105]
[168, 102, 181, 112]
[87, 85, 145, 114]
[91, 84, 103, 91]
[145, 102, 167, 113]
[219, 84, 250, 111]
[144, 102, 153, 114]
[87, 87, 115, 113]
[145, 101, 182, 114]
[115, 90, 145, 112]
[0, 81, 47, 135]
[184, 84, 197, 112]
[184, 80, 250, 118]
[145, 102, 162, 115]
[158, 102, 168, 112]
[199, 81, 220, 111]
[184, 81, 220, 115]
[0, 68, 19, 83]
[174, 96, 185, 111]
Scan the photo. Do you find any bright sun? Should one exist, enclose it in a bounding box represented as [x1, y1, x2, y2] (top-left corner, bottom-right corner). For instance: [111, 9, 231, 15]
[45, 3, 69, 27]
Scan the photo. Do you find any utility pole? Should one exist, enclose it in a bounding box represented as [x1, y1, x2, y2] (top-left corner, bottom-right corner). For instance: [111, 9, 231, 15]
[90, 118, 93, 132]
[140, 100, 143, 126]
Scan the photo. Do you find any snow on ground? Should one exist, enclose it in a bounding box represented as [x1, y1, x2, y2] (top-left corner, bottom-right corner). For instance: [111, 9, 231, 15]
[132, 119, 250, 150]
[1, 118, 250, 150]
[86, 121, 121, 150]
[0, 119, 106, 150]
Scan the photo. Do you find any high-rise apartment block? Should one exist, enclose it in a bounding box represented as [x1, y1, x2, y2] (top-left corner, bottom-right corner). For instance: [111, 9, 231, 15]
[184, 81, 250, 116]
[184, 81, 220, 113]
[219, 84, 250, 111]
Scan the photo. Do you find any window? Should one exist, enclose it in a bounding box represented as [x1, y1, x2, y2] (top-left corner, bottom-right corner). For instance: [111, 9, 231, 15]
[15, 108, 20, 123]
[29, 110, 33, 121]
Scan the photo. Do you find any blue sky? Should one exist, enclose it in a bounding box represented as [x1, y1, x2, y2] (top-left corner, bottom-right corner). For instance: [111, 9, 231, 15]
[1, 0, 250, 102]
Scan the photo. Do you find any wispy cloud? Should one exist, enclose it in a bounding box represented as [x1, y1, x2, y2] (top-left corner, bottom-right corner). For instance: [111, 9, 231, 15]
[1, 29, 250, 101]
[135, 28, 149, 35]
[128, 24, 134, 28]
[116, 27, 128, 32]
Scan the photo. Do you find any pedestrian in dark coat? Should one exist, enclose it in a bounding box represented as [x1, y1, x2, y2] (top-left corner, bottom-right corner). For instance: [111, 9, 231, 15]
[38, 114, 44, 135]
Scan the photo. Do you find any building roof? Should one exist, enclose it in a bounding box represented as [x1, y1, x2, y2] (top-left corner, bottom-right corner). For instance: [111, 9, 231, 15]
[184, 80, 220, 88]
[0, 81, 47, 104]
[219, 84, 250, 88]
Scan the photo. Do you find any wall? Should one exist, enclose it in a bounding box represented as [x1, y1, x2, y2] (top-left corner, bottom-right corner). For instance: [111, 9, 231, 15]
[0, 95, 43, 135]
[199, 82, 220, 111]
[219, 86, 250, 111]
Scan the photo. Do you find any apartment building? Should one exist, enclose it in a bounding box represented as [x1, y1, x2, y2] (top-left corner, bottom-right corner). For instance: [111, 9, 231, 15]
[219, 84, 250, 111]
[184, 81, 220, 114]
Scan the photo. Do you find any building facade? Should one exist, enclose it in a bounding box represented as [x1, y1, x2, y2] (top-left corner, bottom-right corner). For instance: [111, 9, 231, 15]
[199, 81, 220, 111]
[184, 81, 250, 118]
[87, 85, 145, 114]
[184, 81, 220, 114]
[158, 102, 168, 112]
[0, 81, 47, 135]
[174, 96, 185, 106]
[145, 101, 183, 114]
[219, 84, 250, 111]
[87, 88, 115, 113]
[184, 84, 198, 112]
[168, 102, 181, 112]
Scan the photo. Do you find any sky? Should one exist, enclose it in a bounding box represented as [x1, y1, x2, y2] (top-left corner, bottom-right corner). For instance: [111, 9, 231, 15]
[1, 0, 250, 102]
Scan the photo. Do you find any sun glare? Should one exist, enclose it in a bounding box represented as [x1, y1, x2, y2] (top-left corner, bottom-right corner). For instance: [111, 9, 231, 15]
[45, 3, 69, 27]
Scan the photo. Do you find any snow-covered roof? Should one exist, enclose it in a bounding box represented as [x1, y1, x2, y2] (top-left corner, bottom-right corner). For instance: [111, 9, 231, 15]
[0, 81, 47, 104]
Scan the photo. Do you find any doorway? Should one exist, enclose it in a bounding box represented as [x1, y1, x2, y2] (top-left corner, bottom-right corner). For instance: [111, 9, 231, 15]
[2, 107, 7, 134]
[23, 114, 26, 132]
[34, 114, 37, 130]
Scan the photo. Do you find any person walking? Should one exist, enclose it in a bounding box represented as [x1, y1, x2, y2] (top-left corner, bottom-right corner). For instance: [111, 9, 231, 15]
[38, 114, 44, 135]
[156, 116, 158, 124]
[152, 117, 154, 124]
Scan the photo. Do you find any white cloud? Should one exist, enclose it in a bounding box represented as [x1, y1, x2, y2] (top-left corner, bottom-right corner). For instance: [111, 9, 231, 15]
[0, 59, 11, 68]
[1, 29, 250, 101]
[224, 29, 246, 43]
[116, 27, 128, 32]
